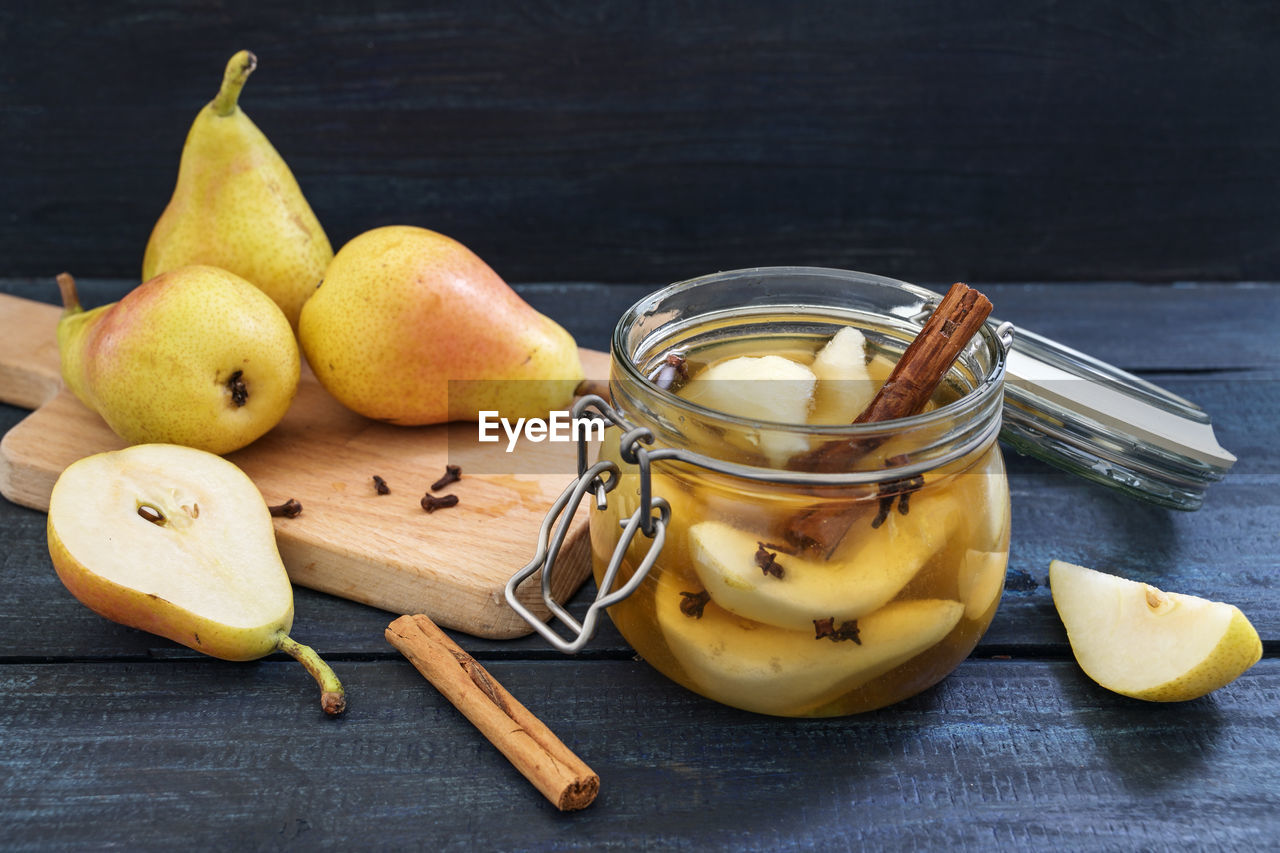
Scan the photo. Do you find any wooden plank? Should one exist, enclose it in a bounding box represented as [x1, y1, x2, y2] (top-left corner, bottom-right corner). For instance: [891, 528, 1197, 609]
[4, 3, 1280, 284]
[1, 658, 1276, 849]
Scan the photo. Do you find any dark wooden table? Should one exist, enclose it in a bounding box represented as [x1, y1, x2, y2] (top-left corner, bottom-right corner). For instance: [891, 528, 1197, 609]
[1, 279, 1276, 850]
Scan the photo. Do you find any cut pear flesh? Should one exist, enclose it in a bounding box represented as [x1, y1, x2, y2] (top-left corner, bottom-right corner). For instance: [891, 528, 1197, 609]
[687, 489, 962, 630]
[47, 444, 344, 714]
[809, 326, 874, 425]
[658, 592, 963, 715]
[679, 355, 815, 462]
[1049, 559, 1262, 702]
[49, 444, 292, 630]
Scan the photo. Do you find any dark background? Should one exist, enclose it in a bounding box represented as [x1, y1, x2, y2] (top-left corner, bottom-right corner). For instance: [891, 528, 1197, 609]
[4, 0, 1279, 287]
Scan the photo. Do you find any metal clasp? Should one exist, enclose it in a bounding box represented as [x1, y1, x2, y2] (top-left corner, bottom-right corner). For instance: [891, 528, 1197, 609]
[503, 394, 669, 653]
[994, 320, 1015, 354]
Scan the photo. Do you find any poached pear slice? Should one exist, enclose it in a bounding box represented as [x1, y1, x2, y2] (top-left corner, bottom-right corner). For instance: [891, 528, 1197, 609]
[47, 444, 344, 715]
[958, 549, 1007, 620]
[679, 354, 816, 464]
[687, 487, 962, 631]
[956, 467, 1009, 620]
[808, 326, 875, 425]
[658, 592, 963, 716]
[1049, 559, 1261, 702]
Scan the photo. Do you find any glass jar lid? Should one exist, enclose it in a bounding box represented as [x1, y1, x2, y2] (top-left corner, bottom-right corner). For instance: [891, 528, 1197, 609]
[996, 320, 1235, 511]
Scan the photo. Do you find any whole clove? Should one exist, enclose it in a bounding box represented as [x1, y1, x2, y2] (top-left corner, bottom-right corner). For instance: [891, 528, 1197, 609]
[679, 590, 711, 619]
[372, 475, 390, 495]
[421, 493, 459, 513]
[268, 499, 303, 518]
[870, 459, 925, 529]
[431, 464, 462, 492]
[813, 617, 861, 644]
[754, 543, 785, 579]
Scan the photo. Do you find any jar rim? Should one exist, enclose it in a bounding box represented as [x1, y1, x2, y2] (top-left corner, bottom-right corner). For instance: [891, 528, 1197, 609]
[611, 266, 1008, 446]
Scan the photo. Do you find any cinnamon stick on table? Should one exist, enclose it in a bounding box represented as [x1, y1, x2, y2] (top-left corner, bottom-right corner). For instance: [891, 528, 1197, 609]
[385, 614, 600, 811]
[783, 282, 993, 558]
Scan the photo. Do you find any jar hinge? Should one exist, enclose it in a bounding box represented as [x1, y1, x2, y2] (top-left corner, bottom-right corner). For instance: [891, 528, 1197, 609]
[503, 394, 670, 653]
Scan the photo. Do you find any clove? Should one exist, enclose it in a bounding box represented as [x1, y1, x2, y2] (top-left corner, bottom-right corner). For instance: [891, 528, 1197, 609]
[754, 542, 785, 579]
[431, 464, 462, 492]
[421, 493, 459, 513]
[813, 617, 861, 644]
[679, 590, 711, 619]
[268, 499, 303, 518]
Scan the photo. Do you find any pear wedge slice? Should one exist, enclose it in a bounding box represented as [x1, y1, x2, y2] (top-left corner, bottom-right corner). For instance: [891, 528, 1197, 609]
[808, 326, 875, 425]
[658, 592, 964, 715]
[1049, 559, 1261, 702]
[47, 444, 345, 714]
[687, 488, 962, 630]
[679, 354, 816, 463]
[958, 549, 1008, 620]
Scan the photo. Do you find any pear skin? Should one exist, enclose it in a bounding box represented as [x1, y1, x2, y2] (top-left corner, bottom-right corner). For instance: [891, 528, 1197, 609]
[298, 225, 585, 425]
[56, 268, 300, 455]
[143, 50, 332, 331]
[47, 444, 344, 714]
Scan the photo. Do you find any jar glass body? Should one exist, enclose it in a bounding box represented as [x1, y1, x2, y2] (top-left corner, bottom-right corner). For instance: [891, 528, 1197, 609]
[589, 268, 1010, 717]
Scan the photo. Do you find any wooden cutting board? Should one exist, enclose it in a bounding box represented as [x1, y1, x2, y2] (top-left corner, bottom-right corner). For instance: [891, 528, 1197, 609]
[0, 292, 611, 638]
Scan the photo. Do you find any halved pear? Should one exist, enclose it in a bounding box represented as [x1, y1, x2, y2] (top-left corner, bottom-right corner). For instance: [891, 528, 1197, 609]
[47, 444, 344, 715]
[658, 591, 963, 715]
[808, 326, 875, 425]
[687, 487, 962, 630]
[679, 355, 815, 463]
[1049, 559, 1261, 702]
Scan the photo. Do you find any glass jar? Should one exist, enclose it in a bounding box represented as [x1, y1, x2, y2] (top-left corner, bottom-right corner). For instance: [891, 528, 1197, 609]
[508, 267, 1011, 717]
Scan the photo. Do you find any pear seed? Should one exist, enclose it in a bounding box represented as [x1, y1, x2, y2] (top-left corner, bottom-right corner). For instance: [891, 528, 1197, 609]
[1145, 585, 1170, 611]
[137, 504, 166, 525]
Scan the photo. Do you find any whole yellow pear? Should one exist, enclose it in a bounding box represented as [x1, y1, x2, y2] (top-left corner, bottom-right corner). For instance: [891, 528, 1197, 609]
[298, 226, 584, 425]
[56, 267, 300, 454]
[142, 50, 333, 330]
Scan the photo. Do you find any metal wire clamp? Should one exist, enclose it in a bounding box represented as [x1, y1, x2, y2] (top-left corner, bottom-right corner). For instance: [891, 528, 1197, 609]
[503, 394, 670, 653]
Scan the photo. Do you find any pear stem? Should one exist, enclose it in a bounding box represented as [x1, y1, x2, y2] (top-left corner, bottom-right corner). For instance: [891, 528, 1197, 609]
[277, 634, 346, 716]
[211, 50, 257, 117]
[55, 272, 82, 315]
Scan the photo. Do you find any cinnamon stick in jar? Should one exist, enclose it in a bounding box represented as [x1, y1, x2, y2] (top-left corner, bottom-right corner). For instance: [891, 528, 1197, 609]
[783, 282, 993, 558]
[385, 614, 599, 811]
